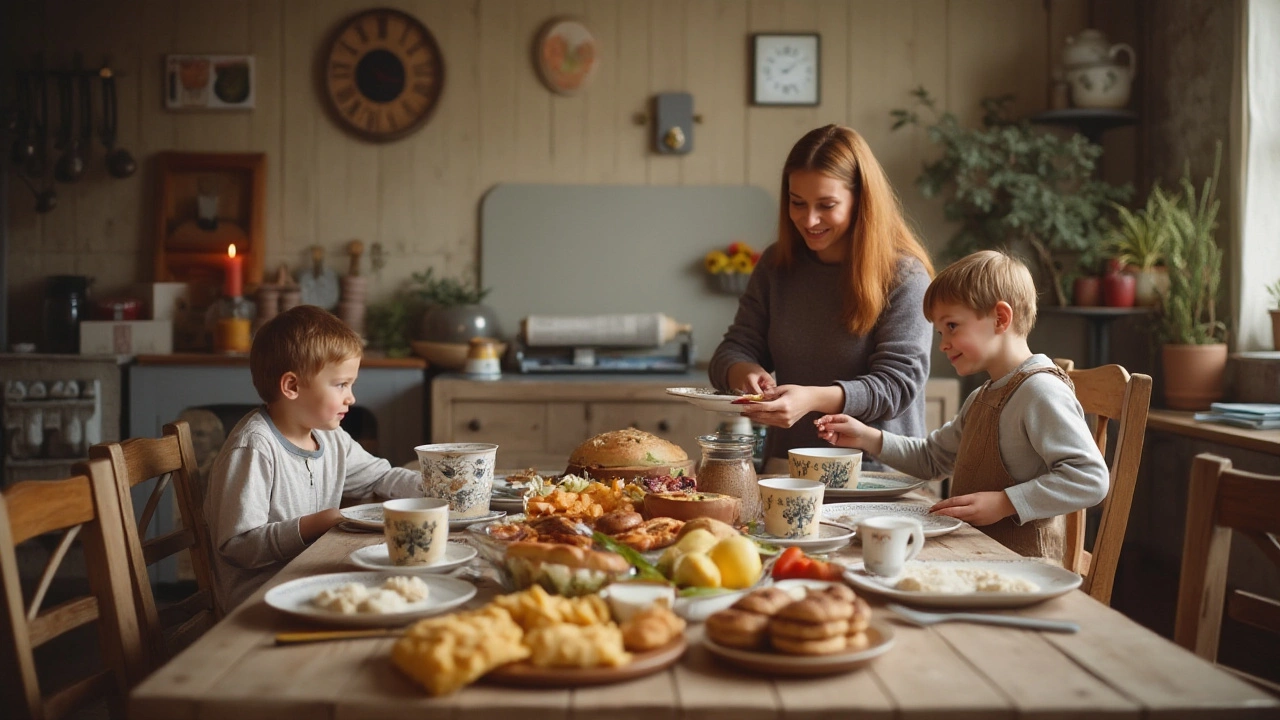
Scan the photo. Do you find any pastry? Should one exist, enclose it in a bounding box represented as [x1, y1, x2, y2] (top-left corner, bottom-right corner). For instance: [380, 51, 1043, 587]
[705, 608, 770, 649]
[614, 516, 685, 552]
[775, 595, 855, 624]
[596, 510, 644, 535]
[770, 633, 850, 656]
[732, 587, 794, 616]
[619, 604, 686, 651]
[769, 617, 850, 641]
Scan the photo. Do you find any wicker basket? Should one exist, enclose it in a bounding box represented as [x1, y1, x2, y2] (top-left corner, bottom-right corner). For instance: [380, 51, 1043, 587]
[709, 272, 750, 295]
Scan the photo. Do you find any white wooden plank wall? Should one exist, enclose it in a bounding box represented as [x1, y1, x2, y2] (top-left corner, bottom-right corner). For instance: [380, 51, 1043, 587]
[3, 0, 1129, 346]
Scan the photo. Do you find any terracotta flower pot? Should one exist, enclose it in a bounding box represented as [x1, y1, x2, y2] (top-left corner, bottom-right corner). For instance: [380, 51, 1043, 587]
[1102, 272, 1136, 307]
[1161, 343, 1228, 410]
[1073, 276, 1101, 307]
[1131, 266, 1169, 307]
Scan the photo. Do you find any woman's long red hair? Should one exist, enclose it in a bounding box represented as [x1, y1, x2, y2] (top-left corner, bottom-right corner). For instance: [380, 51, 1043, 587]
[774, 125, 934, 335]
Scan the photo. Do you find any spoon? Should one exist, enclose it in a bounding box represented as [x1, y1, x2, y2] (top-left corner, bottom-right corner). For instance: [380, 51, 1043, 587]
[53, 67, 83, 183]
[886, 603, 1079, 633]
[100, 65, 136, 179]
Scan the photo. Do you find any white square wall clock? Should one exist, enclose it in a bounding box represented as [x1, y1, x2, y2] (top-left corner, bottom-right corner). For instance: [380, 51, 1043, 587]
[752, 33, 820, 106]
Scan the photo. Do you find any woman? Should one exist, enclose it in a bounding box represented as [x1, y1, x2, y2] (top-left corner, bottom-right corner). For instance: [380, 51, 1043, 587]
[709, 124, 935, 471]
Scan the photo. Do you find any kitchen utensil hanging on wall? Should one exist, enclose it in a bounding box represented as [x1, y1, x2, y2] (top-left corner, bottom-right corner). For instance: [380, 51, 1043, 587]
[54, 55, 87, 183]
[100, 64, 135, 178]
[9, 70, 37, 168]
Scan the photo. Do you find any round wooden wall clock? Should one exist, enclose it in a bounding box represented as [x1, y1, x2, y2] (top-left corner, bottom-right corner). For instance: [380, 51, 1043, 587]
[322, 8, 444, 142]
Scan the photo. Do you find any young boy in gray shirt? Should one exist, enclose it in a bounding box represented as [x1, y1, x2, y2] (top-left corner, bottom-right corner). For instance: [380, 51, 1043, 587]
[815, 250, 1108, 562]
[204, 306, 422, 611]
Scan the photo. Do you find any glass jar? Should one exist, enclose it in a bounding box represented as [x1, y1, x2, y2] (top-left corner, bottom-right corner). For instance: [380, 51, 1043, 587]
[695, 432, 759, 523]
[208, 296, 256, 354]
[43, 275, 90, 353]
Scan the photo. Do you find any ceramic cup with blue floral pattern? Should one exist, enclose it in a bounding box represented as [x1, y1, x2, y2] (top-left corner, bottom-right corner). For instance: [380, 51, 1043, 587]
[383, 498, 449, 566]
[787, 447, 863, 489]
[758, 477, 825, 538]
[414, 443, 499, 520]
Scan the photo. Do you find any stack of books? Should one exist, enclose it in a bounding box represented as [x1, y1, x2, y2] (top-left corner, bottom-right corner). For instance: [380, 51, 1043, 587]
[1193, 403, 1280, 430]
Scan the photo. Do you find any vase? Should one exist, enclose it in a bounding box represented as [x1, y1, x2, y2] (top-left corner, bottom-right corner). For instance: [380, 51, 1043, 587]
[1102, 273, 1136, 307]
[1074, 276, 1102, 307]
[1161, 343, 1228, 410]
[1131, 267, 1169, 307]
[416, 304, 504, 370]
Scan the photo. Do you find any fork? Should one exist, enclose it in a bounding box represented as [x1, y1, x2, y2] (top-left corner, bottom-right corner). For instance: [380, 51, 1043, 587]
[887, 603, 1079, 633]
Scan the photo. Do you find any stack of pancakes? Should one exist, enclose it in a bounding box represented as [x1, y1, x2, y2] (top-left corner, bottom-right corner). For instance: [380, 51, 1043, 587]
[705, 585, 872, 655]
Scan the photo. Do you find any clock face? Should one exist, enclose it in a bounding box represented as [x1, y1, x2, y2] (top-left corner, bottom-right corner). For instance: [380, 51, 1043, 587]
[753, 34, 820, 106]
[323, 8, 444, 142]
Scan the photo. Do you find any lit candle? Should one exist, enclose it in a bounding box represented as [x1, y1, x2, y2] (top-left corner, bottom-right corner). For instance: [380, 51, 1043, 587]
[224, 244, 243, 297]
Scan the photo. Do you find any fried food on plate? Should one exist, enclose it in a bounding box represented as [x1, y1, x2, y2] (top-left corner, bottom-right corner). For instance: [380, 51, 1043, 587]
[392, 605, 530, 696]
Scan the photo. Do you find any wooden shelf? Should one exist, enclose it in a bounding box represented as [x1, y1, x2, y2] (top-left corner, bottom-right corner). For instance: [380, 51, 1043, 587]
[1030, 108, 1138, 144]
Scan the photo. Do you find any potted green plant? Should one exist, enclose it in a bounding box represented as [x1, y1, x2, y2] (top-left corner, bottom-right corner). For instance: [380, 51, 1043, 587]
[1103, 191, 1172, 307]
[891, 88, 1131, 306]
[409, 268, 504, 369]
[1266, 277, 1280, 351]
[1154, 143, 1228, 409]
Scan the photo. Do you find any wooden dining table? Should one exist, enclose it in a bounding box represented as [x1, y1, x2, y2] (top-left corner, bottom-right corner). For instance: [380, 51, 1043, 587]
[129, 494, 1279, 719]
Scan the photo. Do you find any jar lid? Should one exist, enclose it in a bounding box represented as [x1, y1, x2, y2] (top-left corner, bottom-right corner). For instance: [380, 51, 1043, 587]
[697, 432, 755, 447]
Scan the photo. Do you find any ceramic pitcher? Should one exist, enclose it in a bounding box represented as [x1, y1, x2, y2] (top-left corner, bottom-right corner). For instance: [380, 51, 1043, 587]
[1063, 30, 1137, 110]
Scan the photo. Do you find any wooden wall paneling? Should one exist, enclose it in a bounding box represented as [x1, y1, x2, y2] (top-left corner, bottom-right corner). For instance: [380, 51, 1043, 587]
[442, 0, 483, 265]
[309, 1, 359, 272]
[381, 3, 436, 267]
[816, 0, 850, 129]
[582, 0, 621, 183]
[247, 0, 284, 272]
[172, 0, 252, 151]
[614, 0, 651, 184]
[549, 0, 590, 182]
[712, 0, 749, 185]
[278, 0, 318, 271]
[477, 0, 519, 193]
[514, 0, 555, 182]
[901, 0, 950, 258]
[946, 0, 1048, 125]
[646, 0, 686, 186]
[39, 1, 80, 259]
[678, 0, 718, 186]
[744, 0, 788, 197]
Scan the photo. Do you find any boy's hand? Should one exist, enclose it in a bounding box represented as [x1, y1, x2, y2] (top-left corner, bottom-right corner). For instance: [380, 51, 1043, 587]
[814, 414, 883, 455]
[299, 507, 344, 543]
[929, 491, 1016, 527]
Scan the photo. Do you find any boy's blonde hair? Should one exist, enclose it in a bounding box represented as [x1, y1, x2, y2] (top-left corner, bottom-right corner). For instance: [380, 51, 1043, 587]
[923, 250, 1038, 335]
[250, 305, 363, 403]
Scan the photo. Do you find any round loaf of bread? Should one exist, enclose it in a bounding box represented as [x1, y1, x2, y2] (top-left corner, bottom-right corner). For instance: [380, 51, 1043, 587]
[566, 429, 693, 479]
[504, 541, 631, 574]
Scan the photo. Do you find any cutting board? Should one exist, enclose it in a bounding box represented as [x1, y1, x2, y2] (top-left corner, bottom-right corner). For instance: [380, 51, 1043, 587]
[480, 184, 776, 363]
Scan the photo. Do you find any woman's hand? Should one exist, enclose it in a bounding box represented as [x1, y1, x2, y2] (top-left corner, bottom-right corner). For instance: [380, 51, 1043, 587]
[727, 362, 775, 395]
[739, 384, 816, 429]
[929, 491, 1015, 527]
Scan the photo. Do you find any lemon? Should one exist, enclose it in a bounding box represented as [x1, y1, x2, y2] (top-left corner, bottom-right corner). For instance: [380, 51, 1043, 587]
[707, 535, 762, 589]
[657, 546, 683, 577]
[675, 528, 718, 555]
[672, 552, 722, 588]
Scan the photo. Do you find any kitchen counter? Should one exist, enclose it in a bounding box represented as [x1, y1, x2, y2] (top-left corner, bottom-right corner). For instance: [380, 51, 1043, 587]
[134, 352, 426, 369]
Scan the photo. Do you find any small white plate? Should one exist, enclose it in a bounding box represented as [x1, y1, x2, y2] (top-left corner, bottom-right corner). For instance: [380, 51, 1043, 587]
[748, 522, 855, 553]
[339, 504, 505, 531]
[665, 387, 753, 415]
[822, 503, 964, 538]
[263, 571, 476, 627]
[843, 559, 1083, 608]
[347, 542, 478, 573]
[673, 588, 750, 622]
[824, 472, 929, 500]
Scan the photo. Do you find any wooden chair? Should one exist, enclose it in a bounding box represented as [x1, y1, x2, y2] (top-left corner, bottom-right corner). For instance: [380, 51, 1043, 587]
[0, 459, 148, 720]
[1175, 453, 1280, 693]
[89, 421, 220, 663]
[1052, 359, 1153, 605]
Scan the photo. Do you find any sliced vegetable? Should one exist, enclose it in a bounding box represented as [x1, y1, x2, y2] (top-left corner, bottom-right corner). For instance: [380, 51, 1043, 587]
[592, 531, 667, 583]
[770, 546, 846, 581]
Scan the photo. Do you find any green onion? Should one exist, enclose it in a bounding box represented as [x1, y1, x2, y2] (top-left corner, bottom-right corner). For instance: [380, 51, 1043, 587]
[592, 532, 668, 583]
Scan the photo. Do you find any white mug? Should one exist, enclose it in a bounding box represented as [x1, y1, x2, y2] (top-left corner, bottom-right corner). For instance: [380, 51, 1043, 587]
[788, 447, 863, 489]
[858, 515, 924, 577]
[382, 498, 450, 566]
[758, 477, 825, 538]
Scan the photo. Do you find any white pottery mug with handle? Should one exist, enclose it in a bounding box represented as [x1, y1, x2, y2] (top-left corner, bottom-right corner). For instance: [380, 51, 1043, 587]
[383, 497, 449, 566]
[858, 515, 925, 577]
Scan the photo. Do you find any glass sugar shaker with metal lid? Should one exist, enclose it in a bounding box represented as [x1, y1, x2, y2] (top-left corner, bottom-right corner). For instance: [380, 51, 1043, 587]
[694, 432, 759, 524]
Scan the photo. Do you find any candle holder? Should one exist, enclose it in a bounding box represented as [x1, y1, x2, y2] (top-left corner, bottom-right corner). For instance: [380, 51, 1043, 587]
[208, 295, 256, 354]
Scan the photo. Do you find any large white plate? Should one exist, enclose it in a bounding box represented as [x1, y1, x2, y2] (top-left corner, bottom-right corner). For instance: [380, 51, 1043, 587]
[824, 472, 929, 500]
[843, 559, 1083, 608]
[347, 542, 477, 574]
[665, 387, 754, 414]
[748, 522, 855, 553]
[822, 503, 964, 538]
[263, 571, 476, 627]
[703, 617, 895, 676]
[339, 504, 505, 531]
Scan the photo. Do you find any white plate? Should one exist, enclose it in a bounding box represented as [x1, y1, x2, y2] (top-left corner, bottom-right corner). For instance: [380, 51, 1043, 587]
[748, 522, 855, 553]
[339, 504, 505, 531]
[263, 571, 476, 627]
[843, 559, 1083, 608]
[347, 542, 478, 573]
[703, 617, 895, 676]
[673, 588, 750, 622]
[665, 387, 753, 415]
[824, 472, 929, 500]
[822, 503, 964, 538]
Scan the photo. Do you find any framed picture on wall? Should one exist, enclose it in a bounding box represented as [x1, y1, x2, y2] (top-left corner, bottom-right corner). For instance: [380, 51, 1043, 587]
[164, 55, 255, 110]
[751, 33, 820, 106]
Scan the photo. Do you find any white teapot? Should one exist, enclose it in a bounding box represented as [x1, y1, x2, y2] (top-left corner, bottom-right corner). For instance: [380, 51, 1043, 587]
[1062, 29, 1137, 110]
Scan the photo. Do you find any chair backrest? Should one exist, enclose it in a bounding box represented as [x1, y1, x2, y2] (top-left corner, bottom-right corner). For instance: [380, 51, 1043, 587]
[1175, 454, 1280, 669]
[0, 459, 147, 720]
[88, 421, 220, 663]
[1053, 360, 1153, 605]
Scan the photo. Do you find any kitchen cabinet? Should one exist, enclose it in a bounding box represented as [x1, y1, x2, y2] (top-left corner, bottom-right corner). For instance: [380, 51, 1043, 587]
[432, 374, 961, 470]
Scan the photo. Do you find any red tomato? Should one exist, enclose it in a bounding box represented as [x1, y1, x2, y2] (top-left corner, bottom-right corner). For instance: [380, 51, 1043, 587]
[809, 559, 846, 581]
[771, 547, 811, 579]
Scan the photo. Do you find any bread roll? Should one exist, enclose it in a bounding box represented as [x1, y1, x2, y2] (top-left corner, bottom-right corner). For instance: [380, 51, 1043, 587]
[568, 429, 688, 469]
[505, 541, 631, 574]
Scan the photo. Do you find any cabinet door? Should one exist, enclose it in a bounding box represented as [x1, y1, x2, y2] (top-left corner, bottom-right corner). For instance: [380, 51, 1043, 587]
[451, 401, 547, 451]
[586, 402, 718, 459]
